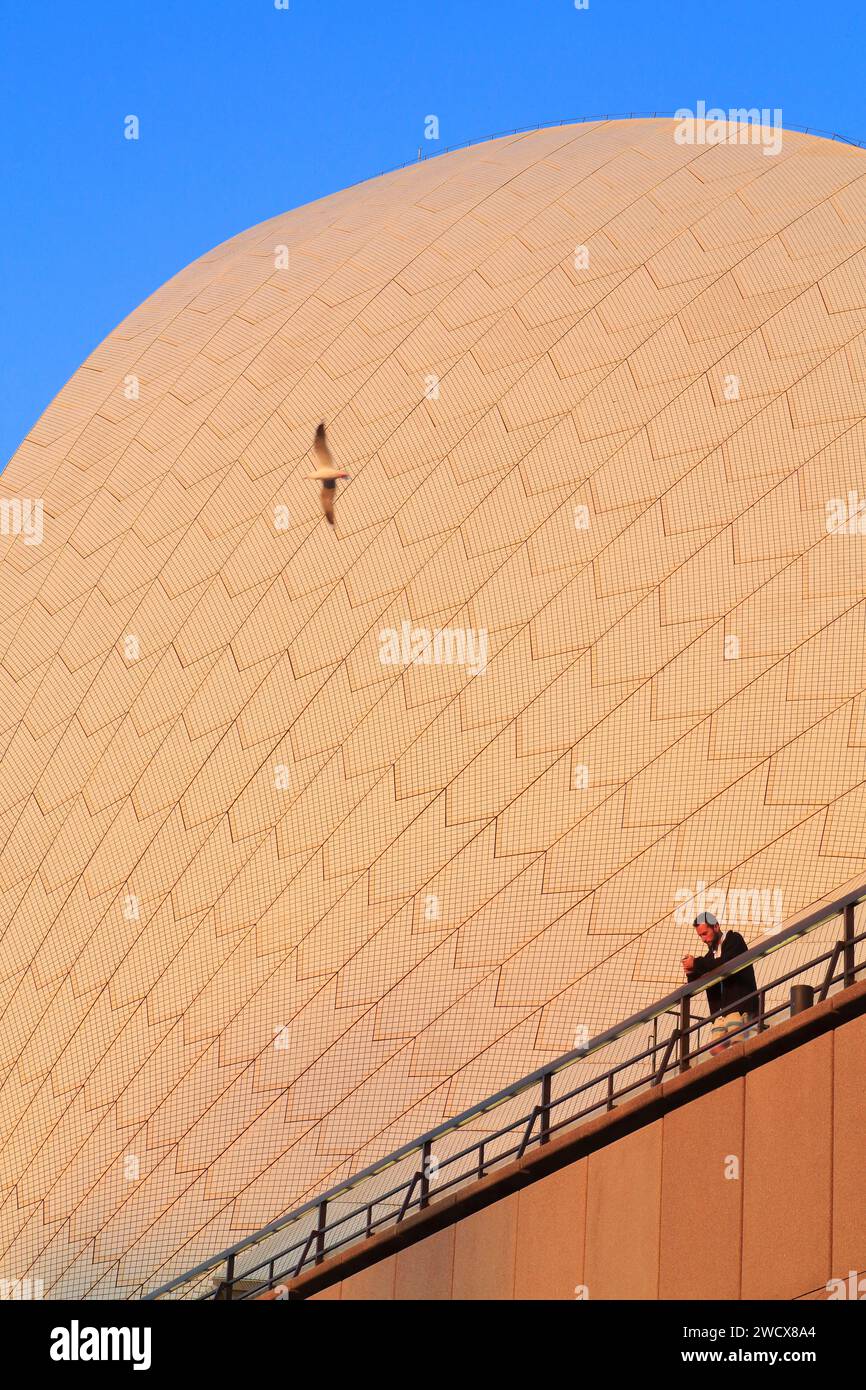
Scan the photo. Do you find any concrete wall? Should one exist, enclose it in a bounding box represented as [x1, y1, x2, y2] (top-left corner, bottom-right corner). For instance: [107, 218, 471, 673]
[310, 1001, 866, 1301]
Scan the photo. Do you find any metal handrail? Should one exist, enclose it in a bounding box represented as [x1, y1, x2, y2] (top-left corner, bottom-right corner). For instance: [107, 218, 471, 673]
[353, 113, 866, 188]
[143, 878, 866, 1299]
[223, 930, 863, 1302]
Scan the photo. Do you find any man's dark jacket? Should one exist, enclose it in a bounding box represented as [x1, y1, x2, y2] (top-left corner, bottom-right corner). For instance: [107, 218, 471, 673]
[686, 930, 758, 1017]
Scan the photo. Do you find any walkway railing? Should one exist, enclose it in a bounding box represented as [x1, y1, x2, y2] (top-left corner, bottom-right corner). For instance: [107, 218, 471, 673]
[144, 880, 866, 1300]
[356, 113, 866, 187]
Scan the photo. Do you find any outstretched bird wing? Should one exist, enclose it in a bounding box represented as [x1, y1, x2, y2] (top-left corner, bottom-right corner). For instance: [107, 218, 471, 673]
[311, 423, 340, 525]
[313, 422, 334, 470]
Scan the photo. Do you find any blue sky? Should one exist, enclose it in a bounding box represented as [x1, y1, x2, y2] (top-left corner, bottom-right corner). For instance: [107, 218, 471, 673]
[2, 0, 865, 467]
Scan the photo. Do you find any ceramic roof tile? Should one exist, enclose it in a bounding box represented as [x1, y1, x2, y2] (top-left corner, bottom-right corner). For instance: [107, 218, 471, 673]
[4, 119, 866, 1298]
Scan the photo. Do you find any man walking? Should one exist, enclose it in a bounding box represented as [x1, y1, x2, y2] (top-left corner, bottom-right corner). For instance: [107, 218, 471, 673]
[681, 912, 759, 1054]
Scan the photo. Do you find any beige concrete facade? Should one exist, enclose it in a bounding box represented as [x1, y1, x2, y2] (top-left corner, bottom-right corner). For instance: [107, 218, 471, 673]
[2, 119, 866, 1296]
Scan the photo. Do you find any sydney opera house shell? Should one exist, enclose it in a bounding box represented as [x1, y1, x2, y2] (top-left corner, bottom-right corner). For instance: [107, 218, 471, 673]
[2, 118, 866, 1297]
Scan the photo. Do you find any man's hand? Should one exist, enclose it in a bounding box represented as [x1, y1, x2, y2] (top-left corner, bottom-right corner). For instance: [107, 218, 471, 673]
[681, 954, 695, 973]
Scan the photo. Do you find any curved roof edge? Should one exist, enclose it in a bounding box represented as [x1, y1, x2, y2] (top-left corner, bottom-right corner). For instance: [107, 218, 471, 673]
[355, 112, 866, 188]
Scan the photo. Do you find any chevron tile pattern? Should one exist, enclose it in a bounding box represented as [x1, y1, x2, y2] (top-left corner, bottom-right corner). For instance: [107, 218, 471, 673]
[2, 119, 866, 1297]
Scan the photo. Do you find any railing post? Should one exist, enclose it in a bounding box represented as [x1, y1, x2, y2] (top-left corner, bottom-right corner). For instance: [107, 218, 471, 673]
[539, 1072, 552, 1145]
[314, 1200, 327, 1265]
[679, 995, 691, 1073]
[420, 1140, 431, 1208]
[844, 902, 855, 989]
[224, 1253, 235, 1302]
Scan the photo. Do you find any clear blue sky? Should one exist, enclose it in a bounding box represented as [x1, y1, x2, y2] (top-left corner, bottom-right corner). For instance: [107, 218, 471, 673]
[2, 0, 864, 468]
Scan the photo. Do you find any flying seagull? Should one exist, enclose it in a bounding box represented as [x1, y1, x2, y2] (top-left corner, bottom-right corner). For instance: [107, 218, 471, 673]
[307, 422, 350, 527]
